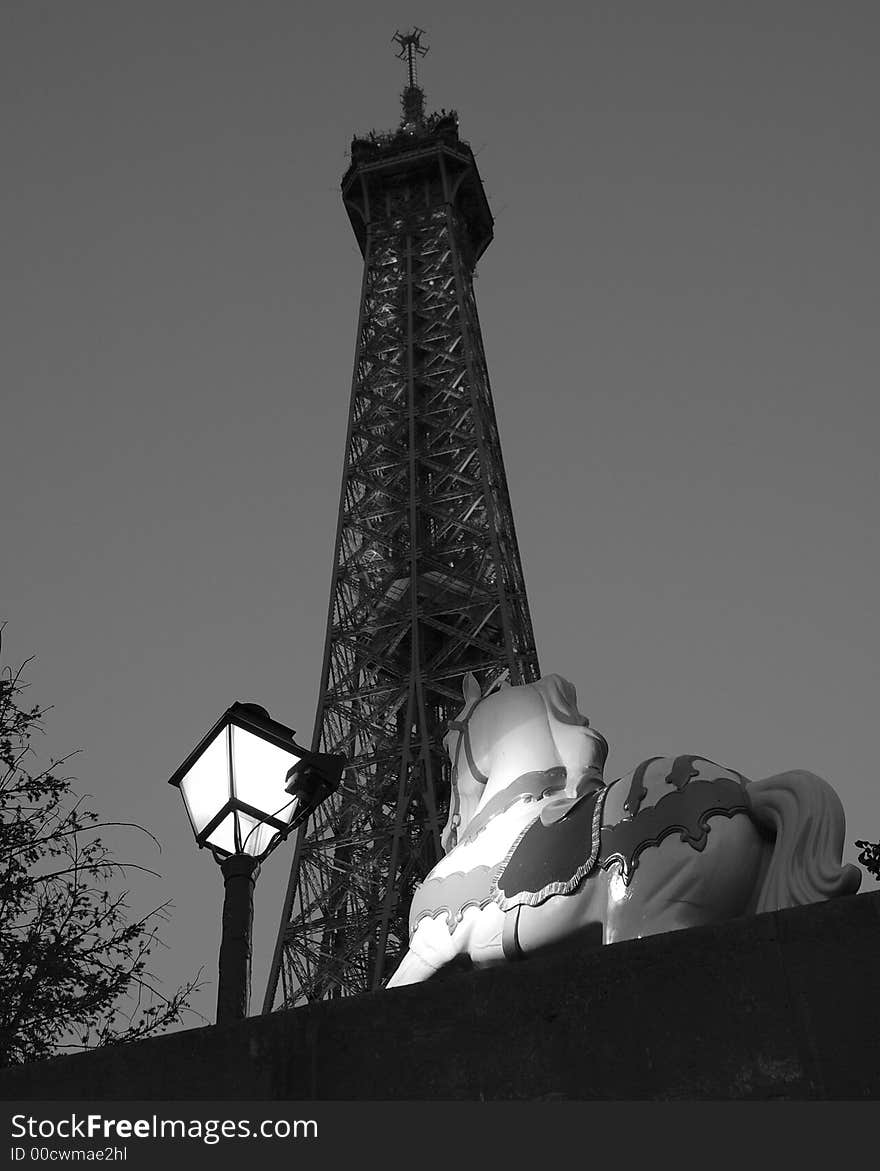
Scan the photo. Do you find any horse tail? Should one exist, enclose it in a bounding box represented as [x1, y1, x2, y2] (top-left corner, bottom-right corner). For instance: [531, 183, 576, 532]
[748, 770, 862, 914]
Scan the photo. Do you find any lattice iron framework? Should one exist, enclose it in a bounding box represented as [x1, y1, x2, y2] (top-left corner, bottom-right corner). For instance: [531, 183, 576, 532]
[264, 35, 540, 1007]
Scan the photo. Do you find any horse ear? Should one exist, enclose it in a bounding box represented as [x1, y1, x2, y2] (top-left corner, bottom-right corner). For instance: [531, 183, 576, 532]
[462, 672, 482, 704]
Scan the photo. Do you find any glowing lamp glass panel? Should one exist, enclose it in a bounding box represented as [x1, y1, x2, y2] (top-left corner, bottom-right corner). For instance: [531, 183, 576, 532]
[229, 725, 301, 830]
[206, 811, 238, 858]
[232, 810, 280, 859]
[178, 729, 229, 838]
[203, 810, 282, 859]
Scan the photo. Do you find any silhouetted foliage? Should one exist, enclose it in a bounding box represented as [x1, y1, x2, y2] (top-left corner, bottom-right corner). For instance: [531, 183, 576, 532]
[0, 631, 202, 1067]
[855, 839, 880, 881]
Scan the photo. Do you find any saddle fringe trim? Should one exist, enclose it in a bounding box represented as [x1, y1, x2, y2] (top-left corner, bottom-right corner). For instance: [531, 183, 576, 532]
[492, 785, 609, 911]
[409, 871, 497, 936]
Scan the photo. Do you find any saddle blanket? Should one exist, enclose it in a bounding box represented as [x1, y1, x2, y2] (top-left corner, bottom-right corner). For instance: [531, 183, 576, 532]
[410, 756, 752, 933]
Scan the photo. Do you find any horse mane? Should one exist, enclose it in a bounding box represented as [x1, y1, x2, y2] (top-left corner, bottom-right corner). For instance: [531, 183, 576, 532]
[532, 674, 609, 782]
[532, 674, 585, 727]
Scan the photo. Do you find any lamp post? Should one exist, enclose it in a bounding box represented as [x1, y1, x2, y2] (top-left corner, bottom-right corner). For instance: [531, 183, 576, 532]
[168, 701, 344, 1024]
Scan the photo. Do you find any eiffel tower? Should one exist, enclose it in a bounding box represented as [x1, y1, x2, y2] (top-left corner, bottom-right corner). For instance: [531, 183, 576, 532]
[264, 31, 540, 1007]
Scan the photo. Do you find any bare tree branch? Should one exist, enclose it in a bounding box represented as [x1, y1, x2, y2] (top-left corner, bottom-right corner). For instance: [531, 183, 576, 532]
[0, 634, 202, 1067]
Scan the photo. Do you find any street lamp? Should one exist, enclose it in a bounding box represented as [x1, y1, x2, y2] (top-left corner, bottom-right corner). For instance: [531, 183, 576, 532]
[168, 701, 344, 1024]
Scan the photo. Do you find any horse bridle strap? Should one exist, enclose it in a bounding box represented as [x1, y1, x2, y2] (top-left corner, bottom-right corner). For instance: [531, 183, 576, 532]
[448, 695, 490, 787]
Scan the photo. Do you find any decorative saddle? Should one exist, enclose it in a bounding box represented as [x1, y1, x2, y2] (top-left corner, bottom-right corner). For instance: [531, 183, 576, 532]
[495, 755, 752, 909]
[410, 756, 753, 934]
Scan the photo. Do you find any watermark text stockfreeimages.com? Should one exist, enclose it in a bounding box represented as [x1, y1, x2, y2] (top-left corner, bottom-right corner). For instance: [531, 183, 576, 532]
[11, 1113, 317, 1147]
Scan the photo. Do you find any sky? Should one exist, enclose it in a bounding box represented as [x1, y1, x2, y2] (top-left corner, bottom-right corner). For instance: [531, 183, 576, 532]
[2, 1, 878, 1031]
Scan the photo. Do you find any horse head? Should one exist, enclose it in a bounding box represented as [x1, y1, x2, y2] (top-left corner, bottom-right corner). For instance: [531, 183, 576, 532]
[441, 673, 610, 852]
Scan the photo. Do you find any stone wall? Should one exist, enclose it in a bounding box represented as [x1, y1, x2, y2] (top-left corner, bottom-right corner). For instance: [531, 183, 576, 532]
[2, 891, 878, 1100]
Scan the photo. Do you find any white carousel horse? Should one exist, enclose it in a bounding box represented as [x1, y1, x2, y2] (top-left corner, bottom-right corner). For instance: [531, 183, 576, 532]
[387, 673, 861, 987]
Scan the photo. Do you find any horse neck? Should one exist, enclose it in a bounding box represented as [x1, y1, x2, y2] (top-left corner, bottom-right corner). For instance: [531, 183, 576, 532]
[475, 707, 561, 810]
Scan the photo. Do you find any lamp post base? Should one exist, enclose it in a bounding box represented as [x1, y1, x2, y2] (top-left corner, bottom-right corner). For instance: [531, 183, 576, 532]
[217, 855, 260, 1024]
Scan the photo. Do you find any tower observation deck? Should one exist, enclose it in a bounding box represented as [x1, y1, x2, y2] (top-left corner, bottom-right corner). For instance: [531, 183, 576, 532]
[265, 31, 540, 1006]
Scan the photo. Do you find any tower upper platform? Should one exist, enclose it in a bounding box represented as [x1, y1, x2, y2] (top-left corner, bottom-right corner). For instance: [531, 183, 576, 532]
[340, 51, 494, 270]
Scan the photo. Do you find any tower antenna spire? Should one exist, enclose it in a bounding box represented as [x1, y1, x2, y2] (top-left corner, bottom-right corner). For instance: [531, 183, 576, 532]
[392, 27, 429, 127]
